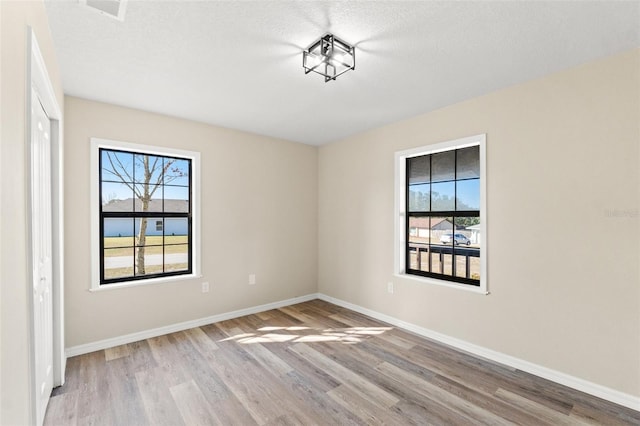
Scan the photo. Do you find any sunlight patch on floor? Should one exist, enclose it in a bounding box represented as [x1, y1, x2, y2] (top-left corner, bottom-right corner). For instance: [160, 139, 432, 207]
[220, 326, 394, 345]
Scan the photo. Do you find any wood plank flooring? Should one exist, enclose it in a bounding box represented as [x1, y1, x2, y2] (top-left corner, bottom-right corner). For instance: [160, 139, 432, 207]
[45, 299, 640, 425]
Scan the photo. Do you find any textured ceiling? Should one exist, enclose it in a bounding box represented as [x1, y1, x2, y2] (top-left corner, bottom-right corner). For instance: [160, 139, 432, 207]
[45, 1, 640, 145]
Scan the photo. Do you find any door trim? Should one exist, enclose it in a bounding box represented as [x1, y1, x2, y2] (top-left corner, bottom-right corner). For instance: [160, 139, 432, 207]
[27, 27, 64, 425]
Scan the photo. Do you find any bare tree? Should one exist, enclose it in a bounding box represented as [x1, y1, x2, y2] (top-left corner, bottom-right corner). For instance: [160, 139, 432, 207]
[103, 152, 187, 275]
[101, 191, 118, 206]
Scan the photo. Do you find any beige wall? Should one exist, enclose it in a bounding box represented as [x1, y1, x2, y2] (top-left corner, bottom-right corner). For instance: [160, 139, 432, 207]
[318, 49, 640, 397]
[0, 1, 64, 424]
[64, 97, 318, 347]
[2, 3, 636, 418]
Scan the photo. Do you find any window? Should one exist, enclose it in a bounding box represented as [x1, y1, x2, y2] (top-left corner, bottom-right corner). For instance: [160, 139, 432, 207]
[91, 138, 201, 289]
[395, 135, 486, 293]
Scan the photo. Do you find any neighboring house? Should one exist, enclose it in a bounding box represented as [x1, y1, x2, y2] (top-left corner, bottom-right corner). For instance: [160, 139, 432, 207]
[409, 217, 454, 238]
[466, 223, 481, 244]
[103, 198, 188, 237]
[409, 217, 477, 242]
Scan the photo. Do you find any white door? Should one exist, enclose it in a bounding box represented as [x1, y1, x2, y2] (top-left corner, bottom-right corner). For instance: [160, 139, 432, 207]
[31, 88, 54, 426]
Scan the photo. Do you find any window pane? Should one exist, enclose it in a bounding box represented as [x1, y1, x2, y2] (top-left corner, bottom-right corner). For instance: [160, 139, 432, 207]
[431, 151, 455, 182]
[433, 217, 453, 274]
[454, 248, 480, 280]
[431, 216, 454, 246]
[165, 218, 188, 238]
[134, 184, 163, 212]
[440, 251, 454, 276]
[456, 178, 480, 210]
[134, 218, 164, 246]
[408, 184, 430, 212]
[165, 158, 190, 186]
[164, 186, 190, 212]
[101, 150, 133, 183]
[412, 244, 430, 272]
[99, 145, 195, 285]
[453, 216, 480, 244]
[408, 216, 430, 272]
[456, 146, 480, 179]
[134, 245, 164, 276]
[165, 244, 189, 273]
[431, 250, 453, 275]
[134, 154, 164, 184]
[103, 218, 134, 245]
[469, 255, 481, 281]
[104, 247, 134, 280]
[402, 140, 483, 287]
[431, 181, 455, 211]
[408, 217, 430, 244]
[408, 217, 425, 271]
[453, 217, 480, 280]
[408, 156, 430, 184]
[101, 182, 133, 211]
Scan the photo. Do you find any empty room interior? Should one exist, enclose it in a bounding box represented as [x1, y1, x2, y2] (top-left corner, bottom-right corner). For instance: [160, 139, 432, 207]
[1, 1, 640, 425]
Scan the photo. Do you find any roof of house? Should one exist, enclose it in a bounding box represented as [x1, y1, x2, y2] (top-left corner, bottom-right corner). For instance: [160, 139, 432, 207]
[103, 198, 188, 213]
[410, 217, 452, 229]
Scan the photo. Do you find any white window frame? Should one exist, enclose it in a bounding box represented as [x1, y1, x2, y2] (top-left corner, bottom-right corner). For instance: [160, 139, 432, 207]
[90, 138, 201, 291]
[394, 134, 488, 294]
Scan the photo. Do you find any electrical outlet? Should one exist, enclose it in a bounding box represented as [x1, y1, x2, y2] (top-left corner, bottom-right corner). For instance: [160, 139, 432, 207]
[202, 282, 209, 293]
[387, 282, 394, 294]
[249, 274, 256, 285]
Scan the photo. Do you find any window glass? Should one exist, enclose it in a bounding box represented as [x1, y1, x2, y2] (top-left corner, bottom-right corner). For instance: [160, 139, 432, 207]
[165, 244, 189, 273]
[103, 247, 133, 281]
[99, 147, 192, 285]
[456, 146, 480, 179]
[101, 150, 133, 183]
[135, 246, 164, 277]
[164, 186, 190, 212]
[165, 218, 188, 239]
[431, 181, 455, 211]
[167, 159, 190, 186]
[431, 150, 455, 182]
[103, 218, 134, 242]
[134, 154, 164, 184]
[456, 178, 480, 210]
[134, 217, 164, 245]
[101, 182, 133, 211]
[134, 184, 164, 212]
[402, 140, 483, 288]
[408, 183, 430, 212]
[408, 156, 430, 184]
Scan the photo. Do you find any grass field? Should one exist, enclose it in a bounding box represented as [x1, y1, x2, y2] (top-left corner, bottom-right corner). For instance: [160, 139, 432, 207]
[103, 236, 189, 279]
[103, 235, 188, 257]
[104, 263, 188, 280]
[409, 252, 480, 280]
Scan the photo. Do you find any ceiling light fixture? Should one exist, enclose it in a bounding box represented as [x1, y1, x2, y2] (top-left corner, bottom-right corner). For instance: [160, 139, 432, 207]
[303, 34, 355, 82]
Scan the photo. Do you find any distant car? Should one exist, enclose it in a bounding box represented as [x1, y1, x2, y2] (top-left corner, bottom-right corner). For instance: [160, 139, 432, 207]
[440, 233, 471, 245]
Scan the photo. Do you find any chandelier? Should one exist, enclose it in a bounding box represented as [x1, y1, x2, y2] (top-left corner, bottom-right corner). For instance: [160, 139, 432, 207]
[303, 34, 355, 82]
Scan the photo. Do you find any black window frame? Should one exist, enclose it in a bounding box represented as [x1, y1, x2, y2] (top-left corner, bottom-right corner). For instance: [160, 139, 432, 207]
[99, 147, 193, 285]
[405, 146, 481, 287]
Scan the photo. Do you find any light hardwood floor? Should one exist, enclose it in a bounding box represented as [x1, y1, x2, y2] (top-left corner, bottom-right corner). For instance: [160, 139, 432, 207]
[45, 299, 640, 425]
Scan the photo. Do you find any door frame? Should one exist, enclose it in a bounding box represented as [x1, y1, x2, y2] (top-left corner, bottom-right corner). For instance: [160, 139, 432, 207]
[27, 27, 65, 423]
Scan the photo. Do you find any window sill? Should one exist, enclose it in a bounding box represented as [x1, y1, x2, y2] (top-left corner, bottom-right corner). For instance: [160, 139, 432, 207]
[89, 273, 202, 292]
[394, 273, 489, 295]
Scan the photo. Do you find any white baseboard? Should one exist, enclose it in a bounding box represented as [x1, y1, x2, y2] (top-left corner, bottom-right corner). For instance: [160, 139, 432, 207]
[65, 291, 639, 411]
[317, 293, 640, 412]
[65, 293, 319, 357]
